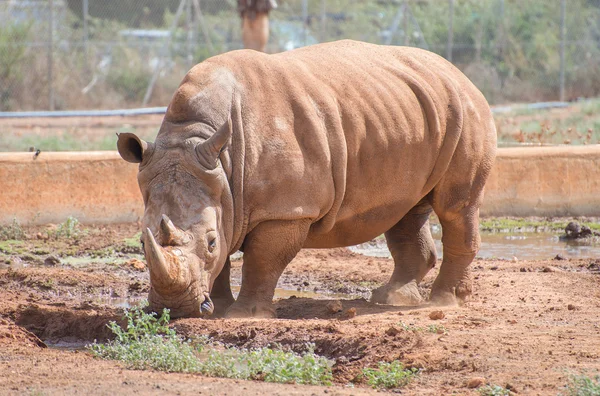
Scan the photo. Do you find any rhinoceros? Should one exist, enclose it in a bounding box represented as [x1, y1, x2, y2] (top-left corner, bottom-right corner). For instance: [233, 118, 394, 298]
[117, 40, 496, 318]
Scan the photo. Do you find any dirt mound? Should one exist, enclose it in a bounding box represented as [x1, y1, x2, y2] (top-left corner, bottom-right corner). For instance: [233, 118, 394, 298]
[13, 304, 122, 343]
[0, 317, 46, 348]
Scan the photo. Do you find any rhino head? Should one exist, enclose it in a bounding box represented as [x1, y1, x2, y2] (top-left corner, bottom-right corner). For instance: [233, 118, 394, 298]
[117, 118, 234, 318]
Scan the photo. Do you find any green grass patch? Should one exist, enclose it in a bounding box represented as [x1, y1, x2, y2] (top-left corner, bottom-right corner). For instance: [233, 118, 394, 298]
[123, 232, 142, 249]
[361, 360, 418, 389]
[88, 303, 334, 385]
[562, 373, 600, 396]
[478, 385, 511, 395]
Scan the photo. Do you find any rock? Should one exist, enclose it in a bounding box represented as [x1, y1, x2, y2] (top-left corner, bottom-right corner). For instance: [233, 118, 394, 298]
[567, 304, 577, 311]
[511, 256, 519, 263]
[429, 310, 445, 320]
[520, 267, 527, 272]
[542, 266, 562, 273]
[554, 254, 566, 261]
[126, 258, 146, 271]
[343, 307, 357, 319]
[385, 326, 400, 337]
[565, 222, 581, 238]
[467, 377, 486, 389]
[326, 300, 343, 313]
[44, 256, 60, 266]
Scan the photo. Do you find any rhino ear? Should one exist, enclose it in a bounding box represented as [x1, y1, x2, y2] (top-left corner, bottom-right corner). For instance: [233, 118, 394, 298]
[117, 133, 153, 164]
[195, 116, 232, 169]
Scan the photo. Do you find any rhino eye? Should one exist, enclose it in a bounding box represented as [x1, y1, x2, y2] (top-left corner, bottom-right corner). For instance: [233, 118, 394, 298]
[208, 237, 217, 253]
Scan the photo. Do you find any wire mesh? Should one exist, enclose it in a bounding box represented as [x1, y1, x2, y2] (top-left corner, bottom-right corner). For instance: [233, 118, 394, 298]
[0, 0, 599, 111]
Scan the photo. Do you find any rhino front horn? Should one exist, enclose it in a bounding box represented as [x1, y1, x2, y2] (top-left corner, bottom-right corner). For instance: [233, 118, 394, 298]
[195, 116, 232, 169]
[144, 228, 173, 283]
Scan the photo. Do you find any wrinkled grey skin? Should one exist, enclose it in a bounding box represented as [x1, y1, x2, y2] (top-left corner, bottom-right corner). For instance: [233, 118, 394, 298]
[117, 40, 497, 319]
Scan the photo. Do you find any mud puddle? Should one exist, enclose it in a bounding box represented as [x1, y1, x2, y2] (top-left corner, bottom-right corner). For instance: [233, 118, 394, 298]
[350, 231, 600, 260]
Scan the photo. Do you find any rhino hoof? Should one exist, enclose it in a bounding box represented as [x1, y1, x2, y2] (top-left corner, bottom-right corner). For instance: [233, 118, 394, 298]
[371, 282, 423, 306]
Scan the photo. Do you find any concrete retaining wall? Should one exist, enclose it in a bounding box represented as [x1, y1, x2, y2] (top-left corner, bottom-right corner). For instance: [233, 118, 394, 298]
[1, 146, 600, 225]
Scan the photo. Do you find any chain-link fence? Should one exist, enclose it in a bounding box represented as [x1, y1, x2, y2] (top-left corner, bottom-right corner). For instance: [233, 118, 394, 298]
[1, 0, 599, 111]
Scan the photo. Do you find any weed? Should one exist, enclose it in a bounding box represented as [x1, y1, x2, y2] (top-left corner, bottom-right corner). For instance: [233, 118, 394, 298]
[361, 360, 418, 389]
[478, 385, 511, 396]
[0, 218, 25, 240]
[200, 344, 334, 385]
[399, 321, 424, 332]
[562, 373, 600, 396]
[427, 324, 448, 334]
[89, 303, 334, 385]
[50, 217, 84, 239]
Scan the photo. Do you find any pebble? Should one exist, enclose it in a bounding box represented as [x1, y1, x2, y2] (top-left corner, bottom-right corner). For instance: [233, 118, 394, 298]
[543, 266, 562, 273]
[467, 377, 486, 389]
[326, 300, 343, 314]
[126, 258, 146, 271]
[44, 256, 60, 266]
[567, 304, 577, 311]
[343, 307, 357, 319]
[385, 326, 400, 337]
[429, 310, 445, 320]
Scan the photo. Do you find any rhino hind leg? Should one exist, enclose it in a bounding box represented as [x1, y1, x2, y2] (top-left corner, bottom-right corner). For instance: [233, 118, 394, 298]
[225, 219, 311, 318]
[210, 257, 236, 317]
[429, 148, 493, 305]
[371, 201, 436, 306]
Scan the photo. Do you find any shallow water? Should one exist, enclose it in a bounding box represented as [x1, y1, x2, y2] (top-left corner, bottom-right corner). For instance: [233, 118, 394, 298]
[349, 231, 600, 260]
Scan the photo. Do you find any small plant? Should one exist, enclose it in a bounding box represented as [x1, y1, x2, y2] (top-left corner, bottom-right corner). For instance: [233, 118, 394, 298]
[200, 344, 333, 385]
[0, 218, 25, 240]
[88, 302, 201, 372]
[399, 321, 424, 332]
[427, 324, 448, 334]
[478, 385, 511, 396]
[51, 216, 83, 239]
[562, 373, 600, 396]
[89, 303, 334, 385]
[361, 360, 418, 389]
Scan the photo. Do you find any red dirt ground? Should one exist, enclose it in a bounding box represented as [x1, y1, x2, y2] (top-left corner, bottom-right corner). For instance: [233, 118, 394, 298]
[0, 224, 599, 395]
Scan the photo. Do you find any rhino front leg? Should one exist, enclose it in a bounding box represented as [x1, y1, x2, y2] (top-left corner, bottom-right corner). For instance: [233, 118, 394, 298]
[210, 257, 235, 316]
[371, 201, 436, 306]
[225, 220, 311, 318]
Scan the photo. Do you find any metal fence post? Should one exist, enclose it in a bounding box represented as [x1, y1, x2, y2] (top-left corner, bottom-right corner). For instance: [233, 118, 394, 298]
[302, 0, 308, 46]
[447, 0, 454, 62]
[83, 0, 89, 73]
[320, 0, 326, 43]
[559, 0, 566, 101]
[403, 0, 409, 46]
[48, 0, 55, 111]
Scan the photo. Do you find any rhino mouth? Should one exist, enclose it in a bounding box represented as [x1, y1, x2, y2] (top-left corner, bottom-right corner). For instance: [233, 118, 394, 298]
[148, 288, 214, 318]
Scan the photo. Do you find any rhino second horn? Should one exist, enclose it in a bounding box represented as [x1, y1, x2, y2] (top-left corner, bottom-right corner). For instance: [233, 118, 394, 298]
[159, 214, 190, 246]
[144, 227, 173, 282]
[195, 116, 232, 169]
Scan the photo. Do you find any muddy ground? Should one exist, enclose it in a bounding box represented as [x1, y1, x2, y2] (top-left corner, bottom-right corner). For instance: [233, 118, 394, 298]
[1, 224, 599, 395]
